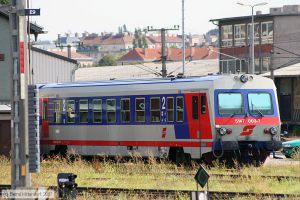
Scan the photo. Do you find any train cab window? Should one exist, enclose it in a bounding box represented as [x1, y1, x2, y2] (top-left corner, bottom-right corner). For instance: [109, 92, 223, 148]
[66, 100, 76, 123]
[135, 98, 145, 122]
[248, 93, 273, 115]
[167, 97, 174, 122]
[121, 98, 130, 123]
[150, 97, 160, 122]
[107, 99, 116, 123]
[93, 99, 102, 123]
[192, 96, 199, 120]
[53, 100, 62, 123]
[79, 100, 89, 123]
[176, 96, 184, 122]
[218, 93, 244, 115]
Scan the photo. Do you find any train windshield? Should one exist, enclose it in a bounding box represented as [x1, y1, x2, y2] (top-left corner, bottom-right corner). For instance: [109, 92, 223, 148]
[218, 93, 244, 115]
[248, 93, 273, 115]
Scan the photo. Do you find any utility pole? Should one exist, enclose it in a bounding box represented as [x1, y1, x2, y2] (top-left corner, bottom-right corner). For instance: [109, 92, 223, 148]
[182, 0, 185, 76]
[237, 2, 268, 74]
[9, 0, 31, 188]
[147, 25, 179, 78]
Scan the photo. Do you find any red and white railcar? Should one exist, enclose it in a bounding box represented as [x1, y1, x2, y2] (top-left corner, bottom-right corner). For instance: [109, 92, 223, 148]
[38, 74, 282, 164]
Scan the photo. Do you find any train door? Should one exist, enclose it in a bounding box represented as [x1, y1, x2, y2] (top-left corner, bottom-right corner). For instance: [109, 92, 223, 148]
[189, 92, 210, 158]
[42, 98, 49, 138]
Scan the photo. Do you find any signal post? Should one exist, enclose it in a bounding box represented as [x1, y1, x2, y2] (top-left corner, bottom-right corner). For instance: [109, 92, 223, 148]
[9, 0, 30, 188]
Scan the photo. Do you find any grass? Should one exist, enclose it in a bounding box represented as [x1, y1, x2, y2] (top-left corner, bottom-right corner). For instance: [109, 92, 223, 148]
[0, 153, 300, 197]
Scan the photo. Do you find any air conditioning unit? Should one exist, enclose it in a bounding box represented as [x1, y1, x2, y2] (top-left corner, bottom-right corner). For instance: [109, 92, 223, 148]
[283, 5, 300, 14]
[270, 7, 282, 15]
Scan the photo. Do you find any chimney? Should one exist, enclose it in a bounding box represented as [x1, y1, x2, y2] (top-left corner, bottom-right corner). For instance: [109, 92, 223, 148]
[57, 34, 61, 45]
[75, 32, 79, 38]
[67, 45, 71, 58]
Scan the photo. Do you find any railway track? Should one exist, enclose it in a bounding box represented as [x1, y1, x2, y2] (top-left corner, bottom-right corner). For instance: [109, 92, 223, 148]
[0, 185, 299, 199]
[84, 173, 300, 182]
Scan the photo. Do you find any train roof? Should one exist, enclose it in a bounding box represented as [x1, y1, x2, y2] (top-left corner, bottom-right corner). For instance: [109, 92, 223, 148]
[39, 75, 223, 89]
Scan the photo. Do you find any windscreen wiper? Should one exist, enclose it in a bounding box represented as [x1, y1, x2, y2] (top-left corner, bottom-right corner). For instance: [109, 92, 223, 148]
[256, 109, 264, 117]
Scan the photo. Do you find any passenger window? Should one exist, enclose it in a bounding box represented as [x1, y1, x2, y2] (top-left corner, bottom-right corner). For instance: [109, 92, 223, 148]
[106, 99, 116, 123]
[79, 100, 88, 123]
[53, 100, 62, 123]
[66, 100, 76, 123]
[121, 98, 130, 123]
[151, 97, 160, 122]
[136, 98, 145, 122]
[176, 97, 184, 122]
[93, 99, 102, 123]
[167, 97, 174, 122]
[192, 96, 199, 120]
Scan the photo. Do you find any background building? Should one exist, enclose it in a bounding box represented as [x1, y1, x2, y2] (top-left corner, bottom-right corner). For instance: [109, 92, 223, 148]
[211, 4, 300, 126]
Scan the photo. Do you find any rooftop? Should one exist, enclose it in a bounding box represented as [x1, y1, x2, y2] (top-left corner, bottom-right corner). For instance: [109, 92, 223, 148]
[119, 47, 218, 62]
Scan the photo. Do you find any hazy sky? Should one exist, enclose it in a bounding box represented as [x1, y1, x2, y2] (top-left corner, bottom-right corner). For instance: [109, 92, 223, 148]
[30, 0, 300, 40]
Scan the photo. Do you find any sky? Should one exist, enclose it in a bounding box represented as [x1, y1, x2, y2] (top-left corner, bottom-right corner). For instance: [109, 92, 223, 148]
[30, 0, 300, 40]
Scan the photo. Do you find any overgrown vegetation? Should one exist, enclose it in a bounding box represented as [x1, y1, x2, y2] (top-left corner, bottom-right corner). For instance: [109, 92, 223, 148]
[0, 0, 9, 5]
[1, 154, 299, 198]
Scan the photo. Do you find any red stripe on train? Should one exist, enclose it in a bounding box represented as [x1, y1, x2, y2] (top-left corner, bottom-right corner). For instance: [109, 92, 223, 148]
[215, 117, 280, 125]
[41, 140, 212, 148]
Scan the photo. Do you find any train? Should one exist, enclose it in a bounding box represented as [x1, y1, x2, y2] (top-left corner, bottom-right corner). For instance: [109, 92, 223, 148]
[37, 74, 282, 165]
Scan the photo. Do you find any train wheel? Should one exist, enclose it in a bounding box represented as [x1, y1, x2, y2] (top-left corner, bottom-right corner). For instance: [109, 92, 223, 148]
[54, 145, 68, 156]
[168, 147, 191, 166]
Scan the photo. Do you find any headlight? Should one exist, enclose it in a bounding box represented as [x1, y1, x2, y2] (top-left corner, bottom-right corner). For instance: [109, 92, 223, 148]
[240, 74, 249, 83]
[269, 127, 278, 135]
[219, 127, 227, 135]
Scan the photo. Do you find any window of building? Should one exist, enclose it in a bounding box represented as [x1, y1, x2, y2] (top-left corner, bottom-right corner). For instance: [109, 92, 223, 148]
[254, 57, 270, 74]
[121, 98, 130, 123]
[255, 59, 260, 74]
[93, 99, 102, 123]
[79, 100, 89, 123]
[106, 99, 116, 123]
[247, 23, 260, 44]
[176, 97, 184, 122]
[151, 97, 161, 122]
[167, 97, 174, 122]
[221, 25, 233, 47]
[192, 96, 199, 120]
[53, 100, 62, 123]
[261, 21, 273, 44]
[261, 57, 270, 72]
[66, 100, 76, 123]
[221, 59, 248, 74]
[234, 24, 246, 46]
[218, 93, 244, 115]
[136, 98, 145, 122]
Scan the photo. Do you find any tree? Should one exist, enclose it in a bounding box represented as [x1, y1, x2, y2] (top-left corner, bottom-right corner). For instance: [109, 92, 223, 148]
[0, 0, 9, 5]
[133, 28, 148, 48]
[98, 55, 117, 66]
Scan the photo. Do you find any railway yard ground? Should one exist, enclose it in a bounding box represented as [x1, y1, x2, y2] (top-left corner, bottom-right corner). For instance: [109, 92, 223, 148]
[0, 153, 300, 199]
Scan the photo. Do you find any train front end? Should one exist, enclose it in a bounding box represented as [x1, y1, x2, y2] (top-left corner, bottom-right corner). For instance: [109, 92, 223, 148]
[210, 74, 281, 165]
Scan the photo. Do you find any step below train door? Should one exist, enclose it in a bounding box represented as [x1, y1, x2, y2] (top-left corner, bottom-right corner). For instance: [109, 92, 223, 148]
[41, 98, 49, 139]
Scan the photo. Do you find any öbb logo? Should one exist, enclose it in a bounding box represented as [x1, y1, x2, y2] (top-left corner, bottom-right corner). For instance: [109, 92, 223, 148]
[240, 125, 256, 136]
